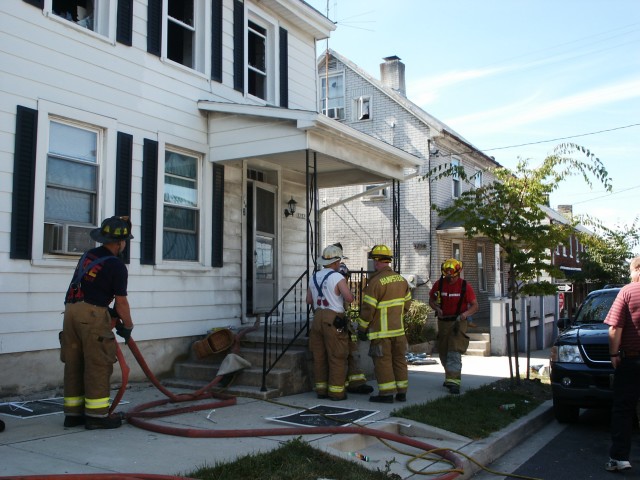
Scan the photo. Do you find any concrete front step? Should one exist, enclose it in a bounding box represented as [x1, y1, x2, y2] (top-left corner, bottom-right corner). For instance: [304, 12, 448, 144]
[161, 378, 281, 400]
[466, 333, 491, 357]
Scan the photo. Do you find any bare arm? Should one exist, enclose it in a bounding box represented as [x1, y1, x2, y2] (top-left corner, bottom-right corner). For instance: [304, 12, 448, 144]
[306, 289, 313, 305]
[114, 295, 133, 329]
[336, 278, 354, 304]
[460, 299, 479, 321]
[609, 325, 623, 368]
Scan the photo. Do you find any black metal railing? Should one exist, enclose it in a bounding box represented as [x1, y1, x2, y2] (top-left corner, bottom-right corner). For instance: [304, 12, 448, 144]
[259, 268, 372, 392]
[260, 270, 310, 392]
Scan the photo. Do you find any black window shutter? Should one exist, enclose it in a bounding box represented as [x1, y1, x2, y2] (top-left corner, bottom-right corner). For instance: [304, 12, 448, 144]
[141, 139, 158, 265]
[23, 0, 44, 8]
[233, 0, 244, 93]
[147, 0, 162, 56]
[116, 0, 133, 46]
[279, 27, 289, 108]
[211, 163, 225, 267]
[115, 132, 133, 264]
[211, 0, 223, 82]
[11, 106, 38, 260]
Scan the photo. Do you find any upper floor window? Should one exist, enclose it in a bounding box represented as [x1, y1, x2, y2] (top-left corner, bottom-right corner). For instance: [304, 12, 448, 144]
[474, 169, 483, 189]
[320, 73, 345, 120]
[248, 20, 267, 99]
[452, 158, 461, 198]
[163, 149, 200, 261]
[355, 96, 371, 121]
[44, 120, 101, 255]
[164, 0, 206, 72]
[51, 0, 114, 37]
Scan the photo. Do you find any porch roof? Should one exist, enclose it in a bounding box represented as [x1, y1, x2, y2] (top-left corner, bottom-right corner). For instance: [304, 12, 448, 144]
[197, 101, 420, 188]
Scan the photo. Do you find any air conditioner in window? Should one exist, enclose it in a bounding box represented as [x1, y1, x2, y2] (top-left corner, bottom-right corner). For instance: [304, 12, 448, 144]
[322, 107, 344, 120]
[44, 223, 96, 255]
[364, 185, 388, 199]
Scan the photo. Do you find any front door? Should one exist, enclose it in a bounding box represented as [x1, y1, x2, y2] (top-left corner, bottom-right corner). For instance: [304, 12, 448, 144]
[246, 181, 277, 314]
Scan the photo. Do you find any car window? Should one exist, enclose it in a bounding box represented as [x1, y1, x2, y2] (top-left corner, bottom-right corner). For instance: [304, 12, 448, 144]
[574, 291, 618, 324]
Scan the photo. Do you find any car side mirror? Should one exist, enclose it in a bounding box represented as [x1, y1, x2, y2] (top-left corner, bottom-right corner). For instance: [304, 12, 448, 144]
[557, 317, 571, 331]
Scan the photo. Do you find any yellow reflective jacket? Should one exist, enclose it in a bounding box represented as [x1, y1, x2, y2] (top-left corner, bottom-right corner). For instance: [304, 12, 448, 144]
[358, 266, 411, 339]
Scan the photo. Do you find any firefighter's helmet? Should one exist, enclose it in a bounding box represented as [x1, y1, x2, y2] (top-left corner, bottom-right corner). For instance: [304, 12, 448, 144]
[318, 244, 343, 266]
[369, 244, 393, 262]
[90, 216, 134, 244]
[441, 258, 462, 277]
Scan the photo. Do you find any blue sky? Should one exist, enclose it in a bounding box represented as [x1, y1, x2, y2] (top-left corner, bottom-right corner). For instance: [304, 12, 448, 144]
[305, 0, 640, 231]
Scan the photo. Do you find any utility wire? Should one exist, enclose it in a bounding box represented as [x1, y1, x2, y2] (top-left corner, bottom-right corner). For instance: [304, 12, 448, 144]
[481, 123, 640, 152]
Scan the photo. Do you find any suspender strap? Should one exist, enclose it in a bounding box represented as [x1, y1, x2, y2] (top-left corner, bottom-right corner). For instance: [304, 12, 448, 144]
[438, 277, 467, 317]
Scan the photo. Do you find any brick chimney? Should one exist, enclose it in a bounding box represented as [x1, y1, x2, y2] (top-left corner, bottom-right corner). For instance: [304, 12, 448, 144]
[380, 55, 406, 97]
[557, 205, 573, 219]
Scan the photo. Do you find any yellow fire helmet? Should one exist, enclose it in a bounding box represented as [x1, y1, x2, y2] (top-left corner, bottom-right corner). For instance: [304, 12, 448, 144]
[441, 258, 462, 277]
[369, 244, 393, 262]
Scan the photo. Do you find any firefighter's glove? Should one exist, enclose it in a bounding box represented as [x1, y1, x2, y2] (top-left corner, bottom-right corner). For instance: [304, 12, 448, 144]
[357, 329, 369, 341]
[452, 316, 461, 335]
[115, 323, 133, 344]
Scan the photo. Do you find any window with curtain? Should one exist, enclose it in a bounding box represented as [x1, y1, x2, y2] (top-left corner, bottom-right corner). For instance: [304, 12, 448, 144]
[45, 121, 99, 225]
[163, 150, 199, 261]
[320, 73, 345, 120]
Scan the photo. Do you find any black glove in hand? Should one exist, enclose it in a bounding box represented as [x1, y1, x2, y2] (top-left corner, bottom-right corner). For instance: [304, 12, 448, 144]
[357, 329, 369, 341]
[115, 323, 133, 344]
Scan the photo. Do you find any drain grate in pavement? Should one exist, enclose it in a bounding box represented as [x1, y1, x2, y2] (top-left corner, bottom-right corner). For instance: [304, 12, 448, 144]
[0, 398, 64, 418]
[268, 404, 378, 427]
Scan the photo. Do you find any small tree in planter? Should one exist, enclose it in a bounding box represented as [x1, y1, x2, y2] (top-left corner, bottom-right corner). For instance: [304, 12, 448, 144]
[404, 300, 436, 353]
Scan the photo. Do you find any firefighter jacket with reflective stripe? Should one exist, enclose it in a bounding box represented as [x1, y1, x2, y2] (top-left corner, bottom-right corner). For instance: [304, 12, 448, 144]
[358, 266, 411, 339]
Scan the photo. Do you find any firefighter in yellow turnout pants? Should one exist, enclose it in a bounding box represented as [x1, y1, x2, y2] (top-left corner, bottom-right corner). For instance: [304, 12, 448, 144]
[307, 245, 355, 400]
[357, 245, 412, 403]
[429, 259, 478, 395]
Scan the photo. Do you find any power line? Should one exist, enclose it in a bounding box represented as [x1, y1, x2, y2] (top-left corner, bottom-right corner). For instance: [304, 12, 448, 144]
[571, 184, 640, 205]
[481, 123, 640, 152]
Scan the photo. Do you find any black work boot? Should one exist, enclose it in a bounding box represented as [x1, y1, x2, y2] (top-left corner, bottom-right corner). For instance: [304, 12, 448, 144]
[369, 395, 393, 404]
[64, 415, 85, 428]
[347, 384, 374, 394]
[395, 393, 407, 402]
[85, 415, 122, 430]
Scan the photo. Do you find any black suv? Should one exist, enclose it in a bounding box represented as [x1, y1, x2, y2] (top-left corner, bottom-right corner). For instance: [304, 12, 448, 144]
[550, 287, 620, 422]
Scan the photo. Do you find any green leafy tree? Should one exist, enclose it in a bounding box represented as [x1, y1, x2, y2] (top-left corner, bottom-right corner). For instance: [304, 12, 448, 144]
[574, 217, 640, 288]
[426, 143, 612, 382]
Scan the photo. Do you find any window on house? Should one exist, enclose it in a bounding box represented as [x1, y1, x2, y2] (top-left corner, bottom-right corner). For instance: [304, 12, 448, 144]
[477, 245, 487, 291]
[355, 96, 371, 121]
[163, 150, 200, 261]
[363, 184, 387, 199]
[452, 158, 461, 198]
[452, 242, 462, 262]
[474, 169, 483, 189]
[43, 120, 100, 255]
[51, 0, 112, 36]
[167, 0, 195, 68]
[248, 20, 268, 100]
[320, 73, 345, 120]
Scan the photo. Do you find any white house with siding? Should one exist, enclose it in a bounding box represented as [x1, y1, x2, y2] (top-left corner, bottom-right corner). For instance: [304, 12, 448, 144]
[0, 1, 418, 395]
[317, 50, 505, 329]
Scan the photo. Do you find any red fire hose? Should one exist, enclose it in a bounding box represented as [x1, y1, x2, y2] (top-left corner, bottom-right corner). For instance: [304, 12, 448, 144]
[4, 324, 464, 480]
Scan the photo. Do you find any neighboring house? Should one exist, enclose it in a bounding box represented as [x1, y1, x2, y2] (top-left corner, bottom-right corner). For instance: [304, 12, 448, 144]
[0, 1, 419, 395]
[317, 50, 504, 329]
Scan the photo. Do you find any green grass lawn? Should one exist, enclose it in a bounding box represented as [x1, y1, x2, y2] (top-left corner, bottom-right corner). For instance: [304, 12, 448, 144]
[184, 375, 551, 479]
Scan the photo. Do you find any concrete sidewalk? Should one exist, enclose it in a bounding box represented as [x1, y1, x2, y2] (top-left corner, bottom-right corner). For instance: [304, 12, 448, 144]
[0, 350, 552, 479]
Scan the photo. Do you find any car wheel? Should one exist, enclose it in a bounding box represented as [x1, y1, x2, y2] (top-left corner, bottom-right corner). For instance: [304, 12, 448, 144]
[553, 399, 580, 423]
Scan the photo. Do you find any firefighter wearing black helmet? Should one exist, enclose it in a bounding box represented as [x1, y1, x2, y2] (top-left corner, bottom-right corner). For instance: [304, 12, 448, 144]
[357, 245, 412, 403]
[429, 258, 478, 395]
[61, 216, 134, 430]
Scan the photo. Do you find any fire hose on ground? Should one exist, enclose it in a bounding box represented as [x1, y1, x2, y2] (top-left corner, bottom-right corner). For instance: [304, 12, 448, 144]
[8, 322, 540, 480]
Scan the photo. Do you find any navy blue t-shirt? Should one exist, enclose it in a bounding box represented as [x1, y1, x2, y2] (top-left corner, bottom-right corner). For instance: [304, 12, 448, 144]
[65, 246, 128, 307]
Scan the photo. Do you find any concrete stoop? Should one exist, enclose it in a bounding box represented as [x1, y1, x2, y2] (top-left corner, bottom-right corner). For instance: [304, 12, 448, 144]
[466, 333, 491, 356]
[162, 328, 313, 400]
